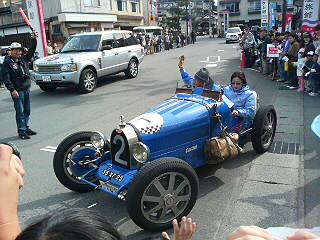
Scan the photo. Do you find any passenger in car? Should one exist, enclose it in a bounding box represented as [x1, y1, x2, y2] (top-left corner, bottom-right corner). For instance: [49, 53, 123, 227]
[224, 71, 257, 131]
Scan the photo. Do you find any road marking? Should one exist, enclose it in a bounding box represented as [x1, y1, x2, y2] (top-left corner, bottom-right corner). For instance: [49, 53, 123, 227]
[217, 49, 225, 52]
[205, 64, 218, 68]
[40, 146, 57, 153]
[87, 203, 97, 209]
[247, 68, 260, 73]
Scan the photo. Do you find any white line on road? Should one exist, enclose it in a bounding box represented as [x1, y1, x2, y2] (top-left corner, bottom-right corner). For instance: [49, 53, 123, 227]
[217, 50, 225, 52]
[87, 203, 97, 209]
[247, 68, 260, 73]
[45, 146, 57, 150]
[40, 146, 57, 153]
[206, 64, 218, 68]
[40, 148, 56, 153]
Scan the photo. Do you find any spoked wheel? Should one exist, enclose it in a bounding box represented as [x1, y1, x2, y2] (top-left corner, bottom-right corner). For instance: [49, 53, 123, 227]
[126, 158, 199, 231]
[53, 131, 103, 192]
[251, 105, 277, 153]
[79, 69, 97, 93]
[125, 58, 138, 78]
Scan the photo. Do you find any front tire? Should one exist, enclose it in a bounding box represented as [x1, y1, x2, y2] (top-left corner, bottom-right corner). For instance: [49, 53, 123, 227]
[126, 158, 199, 231]
[53, 131, 99, 193]
[78, 68, 97, 93]
[125, 58, 138, 79]
[251, 105, 277, 153]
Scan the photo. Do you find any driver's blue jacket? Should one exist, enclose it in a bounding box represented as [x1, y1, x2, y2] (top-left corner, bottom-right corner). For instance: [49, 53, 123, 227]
[180, 68, 220, 91]
[223, 85, 257, 121]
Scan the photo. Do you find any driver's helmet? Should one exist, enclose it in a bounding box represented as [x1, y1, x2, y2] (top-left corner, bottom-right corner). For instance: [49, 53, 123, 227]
[194, 68, 214, 90]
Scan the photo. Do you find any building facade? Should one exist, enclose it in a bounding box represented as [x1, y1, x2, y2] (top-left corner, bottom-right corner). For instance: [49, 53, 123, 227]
[0, 0, 144, 44]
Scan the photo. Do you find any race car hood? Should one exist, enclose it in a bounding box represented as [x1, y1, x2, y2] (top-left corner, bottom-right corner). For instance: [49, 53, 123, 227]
[128, 96, 211, 154]
[34, 52, 101, 65]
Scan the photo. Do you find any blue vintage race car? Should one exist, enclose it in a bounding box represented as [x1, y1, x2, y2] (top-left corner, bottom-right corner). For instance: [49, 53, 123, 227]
[53, 86, 277, 231]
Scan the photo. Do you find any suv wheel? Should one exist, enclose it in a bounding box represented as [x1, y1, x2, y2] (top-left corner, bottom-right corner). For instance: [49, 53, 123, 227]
[39, 85, 56, 92]
[125, 58, 138, 79]
[78, 68, 97, 93]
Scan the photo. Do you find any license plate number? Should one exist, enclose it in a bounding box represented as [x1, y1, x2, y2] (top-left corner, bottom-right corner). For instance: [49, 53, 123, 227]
[103, 169, 124, 182]
[42, 76, 51, 82]
[99, 181, 119, 193]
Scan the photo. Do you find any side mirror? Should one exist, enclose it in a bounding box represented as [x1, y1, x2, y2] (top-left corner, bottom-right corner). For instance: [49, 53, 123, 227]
[101, 45, 112, 51]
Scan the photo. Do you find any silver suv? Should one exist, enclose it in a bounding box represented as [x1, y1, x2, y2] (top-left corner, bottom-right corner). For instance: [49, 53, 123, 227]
[32, 30, 144, 93]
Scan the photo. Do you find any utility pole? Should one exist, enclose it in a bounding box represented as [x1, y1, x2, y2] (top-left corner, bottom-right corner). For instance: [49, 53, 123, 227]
[281, 0, 287, 32]
[186, 0, 189, 38]
[209, 0, 213, 38]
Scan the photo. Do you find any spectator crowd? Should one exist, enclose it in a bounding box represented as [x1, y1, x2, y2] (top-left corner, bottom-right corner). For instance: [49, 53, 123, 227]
[240, 27, 320, 96]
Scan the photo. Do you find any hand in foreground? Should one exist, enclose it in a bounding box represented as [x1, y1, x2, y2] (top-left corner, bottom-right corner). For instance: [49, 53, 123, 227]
[0, 144, 24, 240]
[228, 226, 273, 240]
[162, 217, 196, 240]
[288, 230, 320, 240]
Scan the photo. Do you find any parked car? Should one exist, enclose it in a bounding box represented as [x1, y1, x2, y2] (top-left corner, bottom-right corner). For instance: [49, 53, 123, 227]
[225, 27, 242, 43]
[53, 86, 277, 231]
[32, 30, 144, 93]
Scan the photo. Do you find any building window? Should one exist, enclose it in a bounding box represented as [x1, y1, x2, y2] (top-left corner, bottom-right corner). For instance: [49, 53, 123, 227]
[130, 0, 140, 13]
[248, 0, 261, 12]
[84, 0, 101, 7]
[117, 0, 127, 11]
[224, 2, 239, 13]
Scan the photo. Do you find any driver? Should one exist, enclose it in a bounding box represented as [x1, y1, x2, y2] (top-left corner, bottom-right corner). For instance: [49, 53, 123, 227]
[178, 55, 220, 91]
[224, 71, 257, 132]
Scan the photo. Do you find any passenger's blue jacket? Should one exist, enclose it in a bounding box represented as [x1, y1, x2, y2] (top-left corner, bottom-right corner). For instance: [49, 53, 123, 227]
[223, 85, 257, 121]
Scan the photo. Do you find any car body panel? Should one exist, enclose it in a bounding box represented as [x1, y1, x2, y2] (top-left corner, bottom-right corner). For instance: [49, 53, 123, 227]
[31, 30, 144, 88]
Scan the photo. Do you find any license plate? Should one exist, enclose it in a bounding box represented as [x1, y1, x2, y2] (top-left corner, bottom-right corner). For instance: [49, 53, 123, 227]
[42, 76, 51, 82]
[103, 169, 124, 182]
[99, 180, 119, 193]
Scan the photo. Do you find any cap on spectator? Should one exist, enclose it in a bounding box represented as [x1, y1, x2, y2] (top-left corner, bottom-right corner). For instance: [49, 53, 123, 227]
[10, 42, 23, 50]
[299, 48, 305, 53]
[307, 51, 314, 56]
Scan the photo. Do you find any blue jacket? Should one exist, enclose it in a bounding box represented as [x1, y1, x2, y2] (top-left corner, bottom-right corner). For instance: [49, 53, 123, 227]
[309, 62, 320, 81]
[180, 68, 220, 91]
[223, 85, 257, 121]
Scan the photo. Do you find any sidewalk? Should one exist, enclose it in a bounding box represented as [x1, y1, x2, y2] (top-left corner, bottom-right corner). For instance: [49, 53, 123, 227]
[215, 80, 320, 239]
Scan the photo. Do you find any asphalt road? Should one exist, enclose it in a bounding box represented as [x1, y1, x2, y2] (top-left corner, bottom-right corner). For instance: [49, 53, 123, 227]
[0, 38, 281, 239]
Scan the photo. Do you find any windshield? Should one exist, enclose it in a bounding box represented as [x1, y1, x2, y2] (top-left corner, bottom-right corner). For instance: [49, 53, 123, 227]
[61, 35, 101, 53]
[227, 28, 240, 33]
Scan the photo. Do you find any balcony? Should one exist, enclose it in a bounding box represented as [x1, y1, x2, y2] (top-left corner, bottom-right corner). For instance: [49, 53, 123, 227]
[229, 11, 240, 16]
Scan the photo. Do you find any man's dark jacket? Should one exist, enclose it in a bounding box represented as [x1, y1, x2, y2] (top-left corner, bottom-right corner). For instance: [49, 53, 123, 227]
[3, 38, 37, 92]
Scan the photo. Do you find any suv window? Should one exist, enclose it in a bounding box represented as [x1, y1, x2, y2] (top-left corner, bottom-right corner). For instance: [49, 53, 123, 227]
[124, 33, 139, 46]
[114, 33, 127, 48]
[101, 34, 115, 49]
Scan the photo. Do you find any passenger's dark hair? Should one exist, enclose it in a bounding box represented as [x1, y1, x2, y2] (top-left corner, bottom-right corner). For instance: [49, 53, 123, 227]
[230, 72, 247, 86]
[289, 33, 296, 39]
[16, 208, 123, 240]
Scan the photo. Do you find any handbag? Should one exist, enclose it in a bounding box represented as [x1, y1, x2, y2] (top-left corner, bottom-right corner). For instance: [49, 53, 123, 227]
[204, 132, 243, 164]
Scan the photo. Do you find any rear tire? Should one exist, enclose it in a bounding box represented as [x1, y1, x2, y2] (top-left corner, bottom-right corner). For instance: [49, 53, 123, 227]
[125, 58, 138, 79]
[39, 85, 56, 92]
[251, 105, 277, 153]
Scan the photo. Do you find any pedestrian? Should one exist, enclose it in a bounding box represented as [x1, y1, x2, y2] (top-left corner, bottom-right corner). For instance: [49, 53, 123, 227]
[306, 53, 320, 96]
[285, 33, 300, 89]
[302, 32, 315, 57]
[46, 40, 53, 55]
[53, 43, 60, 54]
[293, 48, 306, 92]
[2, 31, 38, 139]
[260, 29, 272, 74]
[303, 51, 315, 92]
